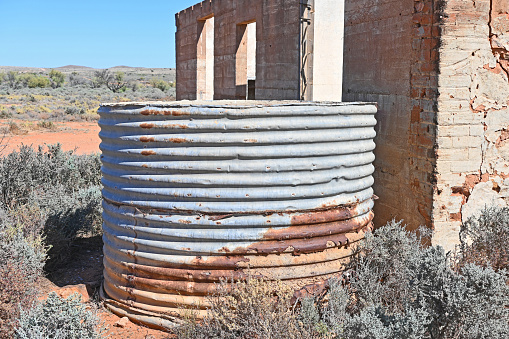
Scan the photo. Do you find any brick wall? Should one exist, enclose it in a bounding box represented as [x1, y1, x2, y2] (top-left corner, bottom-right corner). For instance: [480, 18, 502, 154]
[433, 0, 509, 251]
[175, 0, 301, 100]
[343, 0, 439, 231]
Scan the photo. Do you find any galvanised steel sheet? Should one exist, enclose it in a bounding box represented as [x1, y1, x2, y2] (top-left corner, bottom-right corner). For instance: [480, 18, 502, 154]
[99, 100, 377, 329]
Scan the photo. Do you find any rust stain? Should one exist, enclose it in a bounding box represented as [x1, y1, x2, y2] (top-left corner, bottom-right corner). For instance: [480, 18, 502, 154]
[244, 139, 258, 143]
[141, 150, 156, 156]
[178, 219, 192, 224]
[208, 214, 233, 221]
[124, 262, 247, 282]
[140, 109, 161, 116]
[290, 204, 357, 225]
[140, 136, 155, 142]
[226, 220, 372, 256]
[169, 124, 189, 129]
[140, 109, 190, 116]
[164, 110, 189, 116]
[140, 123, 155, 129]
[264, 212, 373, 241]
[190, 255, 250, 269]
[169, 138, 188, 143]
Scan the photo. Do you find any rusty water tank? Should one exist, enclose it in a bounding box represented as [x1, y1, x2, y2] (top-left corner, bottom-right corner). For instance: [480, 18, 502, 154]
[98, 101, 377, 329]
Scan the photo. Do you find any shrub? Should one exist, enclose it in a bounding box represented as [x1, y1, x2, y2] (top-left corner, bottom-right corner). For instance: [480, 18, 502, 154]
[457, 206, 509, 271]
[150, 78, 171, 92]
[0, 206, 47, 338]
[27, 76, 50, 89]
[0, 109, 10, 118]
[48, 70, 65, 88]
[320, 220, 509, 339]
[37, 121, 56, 130]
[68, 72, 85, 87]
[176, 277, 318, 339]
[0, 145, 102, 267]
[6, 71, 19, 89]
[106, 71, 127, 93]
[0, 144, 100, 208]
[8, 121, 26, 135]
[92, 69, 110, 87]
[15, 292, 102, 339]
[64, 106, 85, 115]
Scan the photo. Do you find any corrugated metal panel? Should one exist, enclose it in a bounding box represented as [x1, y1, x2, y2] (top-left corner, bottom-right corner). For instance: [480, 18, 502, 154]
[99, 100, 377, 329]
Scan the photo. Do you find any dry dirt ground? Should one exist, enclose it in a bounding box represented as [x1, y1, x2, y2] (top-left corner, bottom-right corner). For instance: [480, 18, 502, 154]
[0, 119, 101, 155]
[2, 120, 174, 338]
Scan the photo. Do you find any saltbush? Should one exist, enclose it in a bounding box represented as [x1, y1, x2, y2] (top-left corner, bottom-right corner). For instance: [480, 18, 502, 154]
[0, 206, 47, 338]
[320, 220, 509, 339]
[0, 144, 101, 208]
[15, 292, 102, 339]
[0, 144, 102, 267]
[458, 206, 509, 271]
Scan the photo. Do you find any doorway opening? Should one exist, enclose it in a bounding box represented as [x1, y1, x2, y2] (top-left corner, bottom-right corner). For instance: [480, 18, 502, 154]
[236, 21, 256, 99]
[197, 15, 214, 100]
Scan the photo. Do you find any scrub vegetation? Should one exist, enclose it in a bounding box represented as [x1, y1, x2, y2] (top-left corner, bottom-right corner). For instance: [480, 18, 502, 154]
[0, 66, 175, 125]
[177, 212, 509, 339]
[0, 144, 102, 338]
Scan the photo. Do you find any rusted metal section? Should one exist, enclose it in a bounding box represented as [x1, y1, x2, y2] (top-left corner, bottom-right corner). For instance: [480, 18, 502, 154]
[99, 100, 377, 329]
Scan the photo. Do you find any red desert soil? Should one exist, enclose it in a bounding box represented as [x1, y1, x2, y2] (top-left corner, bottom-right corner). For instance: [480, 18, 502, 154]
[0, 120, 101, 154]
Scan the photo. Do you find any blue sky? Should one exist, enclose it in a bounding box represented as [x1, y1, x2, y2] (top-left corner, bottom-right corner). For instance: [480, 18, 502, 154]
[0, 0, 198, 68]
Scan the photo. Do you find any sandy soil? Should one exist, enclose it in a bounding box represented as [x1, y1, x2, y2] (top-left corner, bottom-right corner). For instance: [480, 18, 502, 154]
[0, 120, 101, 155]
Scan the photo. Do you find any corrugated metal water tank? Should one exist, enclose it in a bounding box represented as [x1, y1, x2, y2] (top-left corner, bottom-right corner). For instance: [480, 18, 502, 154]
[99, 101, 377, 329]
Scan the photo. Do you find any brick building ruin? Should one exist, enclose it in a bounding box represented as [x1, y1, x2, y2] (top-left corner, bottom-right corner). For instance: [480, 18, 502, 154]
[175, 0, 509, 251]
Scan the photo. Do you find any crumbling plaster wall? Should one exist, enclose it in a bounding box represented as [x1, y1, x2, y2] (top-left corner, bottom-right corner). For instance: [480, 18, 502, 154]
[175, 0, 301, 100]
[433, 0, 509, 251]
[343, 0, 439, 231]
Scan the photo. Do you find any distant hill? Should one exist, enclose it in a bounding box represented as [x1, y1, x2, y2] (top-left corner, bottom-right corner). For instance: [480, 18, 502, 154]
[56, 65, 94, 70]
[110, 65, 134, 69]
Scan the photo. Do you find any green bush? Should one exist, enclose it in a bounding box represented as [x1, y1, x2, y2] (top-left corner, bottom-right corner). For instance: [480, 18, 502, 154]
[0, 144, 101, 337]
[150, 78, 171, 92]
[5, 71, 19, 88]
[15, 292, 102, 339]
[27, 75, 50, 89]
[49, 70, 65, 88]
[106, 71, 127, 93]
